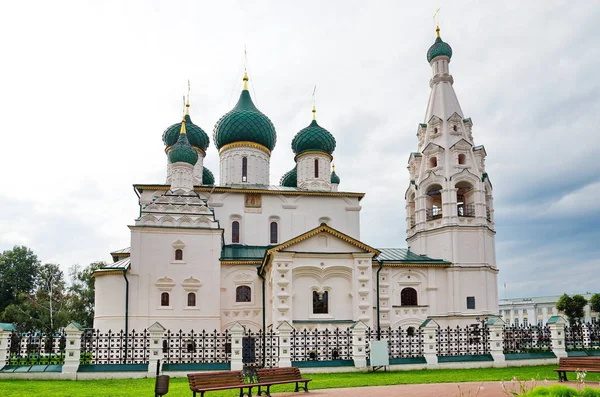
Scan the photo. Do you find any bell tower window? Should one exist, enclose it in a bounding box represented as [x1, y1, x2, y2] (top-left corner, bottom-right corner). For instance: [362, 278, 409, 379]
[242, 157, 248, 182]
[425, 184, 443, 220]
[456, 181, 475, 217]
[161, 292, 170, 307]
[429, 157, 437, 168]
[313, 291, 328, 314]
[458, 154, 466, 165]
[269, 221, 278, 244]
[401, 287, 418, 306]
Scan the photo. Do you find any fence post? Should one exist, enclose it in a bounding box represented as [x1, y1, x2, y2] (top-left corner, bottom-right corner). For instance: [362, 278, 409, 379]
[277, 321, 293, 368]
[420, 319, 439, 367]
[229, 323, 245, 371]
[62, 322, 84, 378]
[350, 321, 368, 369]
[547, 315, 567, 358]
[486, 318, 506, 364]
[0, 323, 16, 370]
[148, 322, 166, 375]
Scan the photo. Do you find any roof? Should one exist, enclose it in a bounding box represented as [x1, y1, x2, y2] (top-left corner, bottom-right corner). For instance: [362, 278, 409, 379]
[134, 184, 365, 200]
[110, 247, 131, 255]
[376, 248, 451, 265]
[499, 293, 597, 306]
[94, 257, 131, 275]
[221, 245, 274, 262]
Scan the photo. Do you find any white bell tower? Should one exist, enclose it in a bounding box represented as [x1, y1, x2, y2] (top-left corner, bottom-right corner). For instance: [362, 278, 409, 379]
[405, 26, 498, 317]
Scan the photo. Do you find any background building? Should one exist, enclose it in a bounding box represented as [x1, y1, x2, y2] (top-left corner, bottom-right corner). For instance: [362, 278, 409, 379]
[499, 293, 599, 326]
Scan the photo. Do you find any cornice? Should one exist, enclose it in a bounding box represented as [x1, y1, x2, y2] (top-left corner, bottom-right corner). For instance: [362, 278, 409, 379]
[294, 150, 333, 162]
[219, 141, 271, 156]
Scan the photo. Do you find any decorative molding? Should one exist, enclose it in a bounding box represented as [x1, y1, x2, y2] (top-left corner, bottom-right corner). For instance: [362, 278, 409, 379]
[219, 141, 271, 156]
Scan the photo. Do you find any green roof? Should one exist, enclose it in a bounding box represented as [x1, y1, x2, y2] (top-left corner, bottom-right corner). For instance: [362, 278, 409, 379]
[168, 132, 198, 165]
[163, 115, 210, 151]
[213, 90, 277, 151]
[221, 245, 274, 261]
[280, 167, 297, 187]
[376, 248, 450, 264]
[330, 170, 340, 184]
[202, 167, 215, 185]
[291, 119, 336, 155]
[427, 36, 453, 63]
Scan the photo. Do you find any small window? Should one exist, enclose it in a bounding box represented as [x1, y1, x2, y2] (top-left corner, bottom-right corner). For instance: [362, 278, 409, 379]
[453, 125, 458, 132]
[429, 157, 437, 168]
[433, 127, 438, 134]
[458, 154, 466, 165]
[236, 285, 251, 302]
[161, 292, 170, 307]
[187, 292, 196, 307]
[313, 291, 328, 314]
[407, 326, 415, 337]
[232, 221, 240, 244]
[401, 287, 418, 306]
[269, 222, 278, 244]
[242, 157, 248, 182]
[175, 249, 183, 261]
[314, 159, 319, 178]
[466, 296, 475, 310]
[523, 318, 528, 327]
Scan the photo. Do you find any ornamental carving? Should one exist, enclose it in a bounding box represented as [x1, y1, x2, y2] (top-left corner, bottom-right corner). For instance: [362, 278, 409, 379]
[234, 272, 254, 281]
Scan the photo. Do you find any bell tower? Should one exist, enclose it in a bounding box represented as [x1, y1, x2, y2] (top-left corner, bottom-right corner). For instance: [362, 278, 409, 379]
[405, 26, 498, 317]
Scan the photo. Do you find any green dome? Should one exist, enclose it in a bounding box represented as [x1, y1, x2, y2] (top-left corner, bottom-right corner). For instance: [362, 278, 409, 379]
[427, 36, 452, 63]
[291, 120, 336, 155]
[213, 90, 277, 151]
[168, 131, 198, 165]
[163, 115, 210, 151]
[330, 170, 340, 184]
[280, 167, 297, 187]
[202, 167, 215, 185]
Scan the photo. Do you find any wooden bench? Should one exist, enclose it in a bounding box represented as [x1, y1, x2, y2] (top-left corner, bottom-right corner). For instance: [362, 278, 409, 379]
[555, 357, 600, 381]
[187, 370, 249, 397]
[255, 367, 312, 397]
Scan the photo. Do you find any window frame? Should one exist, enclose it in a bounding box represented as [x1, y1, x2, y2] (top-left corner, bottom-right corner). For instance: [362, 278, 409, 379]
[312, 290, 329, 314]
[314, 158, 319, 178]
[269, 221, 278, 244]
[232, 220, 240, 244]
[400, 287, 418, 306]
[466, 296, 476, 310]
[242, 157, 248, 182]
[236, 285, 252, 303]
[187, 292, 196, 307]
[161, 292, 170, 307]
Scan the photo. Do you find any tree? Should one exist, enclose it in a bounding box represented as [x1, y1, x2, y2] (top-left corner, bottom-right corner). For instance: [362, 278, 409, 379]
[0, 246, 40, 314]
[556, 293, 588, 325]
[590, 293, 600, 321]
[68, 261, 106, 328]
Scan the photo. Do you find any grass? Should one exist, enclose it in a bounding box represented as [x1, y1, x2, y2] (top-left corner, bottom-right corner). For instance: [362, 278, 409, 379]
[524, 385, 600, 396]
[2, 365, 600, 397]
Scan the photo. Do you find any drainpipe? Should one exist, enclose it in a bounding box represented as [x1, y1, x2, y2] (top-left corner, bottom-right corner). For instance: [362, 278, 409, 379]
[122, 269, 129, 362]
[257, 266, 267, 367]
[133, 186, 141, 218]
[376, 259, 383, 340]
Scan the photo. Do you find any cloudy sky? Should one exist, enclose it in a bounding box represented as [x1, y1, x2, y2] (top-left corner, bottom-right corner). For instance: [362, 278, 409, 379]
[0, 1, 598, 299]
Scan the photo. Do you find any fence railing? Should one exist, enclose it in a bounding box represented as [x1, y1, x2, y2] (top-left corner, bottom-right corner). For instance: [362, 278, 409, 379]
[80, 329, 149, 365]
[162, 329, 230, 365]
[366, 327, 424, 358]
[6, 331, 66, 367]
[503, 325, 551, 353]
[565, 323, 600, 350]
[290, 328, 352, 362]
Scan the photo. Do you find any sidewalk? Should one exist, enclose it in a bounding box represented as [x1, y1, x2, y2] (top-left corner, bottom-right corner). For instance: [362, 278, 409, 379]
[274, 380, 598, 397]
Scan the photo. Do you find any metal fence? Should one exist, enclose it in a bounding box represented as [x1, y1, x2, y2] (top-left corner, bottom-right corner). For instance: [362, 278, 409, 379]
[242, 329, 279, 368]
[366, 327, 424, 358]
[6, 331, 66, 366]
[290, 328, 352, 362]
[565, 323, 600, 350]
[162, 329, 230, 364]
[437, 324, 490, 356]
[503, 325, 551, 353]
[80, 329, 149, 365]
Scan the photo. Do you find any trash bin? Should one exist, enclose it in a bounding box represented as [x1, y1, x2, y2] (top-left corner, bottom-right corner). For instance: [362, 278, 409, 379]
[155, 374, 170, 396]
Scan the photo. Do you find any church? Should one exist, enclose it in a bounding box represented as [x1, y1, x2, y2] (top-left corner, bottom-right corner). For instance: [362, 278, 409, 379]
[93, 26, 499, 333]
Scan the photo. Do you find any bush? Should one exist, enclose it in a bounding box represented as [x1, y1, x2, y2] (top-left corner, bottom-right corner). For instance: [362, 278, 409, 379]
[526, 386, 600, 396]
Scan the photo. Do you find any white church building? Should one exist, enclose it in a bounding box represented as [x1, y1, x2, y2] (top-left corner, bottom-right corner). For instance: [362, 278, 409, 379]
[93, 27, 499, 333]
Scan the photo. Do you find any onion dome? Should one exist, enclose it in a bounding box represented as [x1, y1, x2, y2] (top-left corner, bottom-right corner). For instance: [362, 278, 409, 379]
[163, 115, 210, 151]
[213, 73, 277, 151]
[330, 165, 340, 184]
[202, 167, 215, 185]
[168, 122, 198, 165]
[280, 167, 297, 188]
[427, 27, 452, 63]
[291, 108, 336, 155]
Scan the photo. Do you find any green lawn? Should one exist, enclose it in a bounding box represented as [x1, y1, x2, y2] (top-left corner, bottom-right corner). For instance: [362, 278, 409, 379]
[2, 365, 600, 397]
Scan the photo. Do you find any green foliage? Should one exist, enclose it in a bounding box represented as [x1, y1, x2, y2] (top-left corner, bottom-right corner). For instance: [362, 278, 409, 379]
[67, 261, 105, 328]
[0, 246, 40, 313]
[590, 294, 600, 317]
[525, 385, 600, 396]
[556, 293, 588, 324]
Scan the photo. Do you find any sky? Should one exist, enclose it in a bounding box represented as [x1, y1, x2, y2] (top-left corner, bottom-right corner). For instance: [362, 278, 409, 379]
[0, 0, 598, 299]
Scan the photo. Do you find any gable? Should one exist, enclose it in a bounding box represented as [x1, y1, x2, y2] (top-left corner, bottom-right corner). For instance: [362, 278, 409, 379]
[282, 232, 366, 253]
[450, 138, 473, 150]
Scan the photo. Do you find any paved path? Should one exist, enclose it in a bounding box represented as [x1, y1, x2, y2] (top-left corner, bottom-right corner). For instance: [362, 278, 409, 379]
[274, 380, 598, 397]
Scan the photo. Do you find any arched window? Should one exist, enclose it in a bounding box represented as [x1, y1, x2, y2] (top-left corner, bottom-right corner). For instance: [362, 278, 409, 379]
[161, 292, 170, 307]
[236, 285, 251, 302]
[401, 288, 418, 306]
[408, 192, 416, 228]
[456, 181, 475, 217]
[407, 326, 416, 337]
[313, 291, 328, 314]
[232, 221, 240, 243]
[429, 157, 437, 168]
[175, 249, 183, 261]
[426, 184, 442, 220]
[269, 222, 278, 244]
[458, 154, 466, 165]
[314, 159, 319, 178]
[187, 292, 196, 307]
[242, 157, 248, 182]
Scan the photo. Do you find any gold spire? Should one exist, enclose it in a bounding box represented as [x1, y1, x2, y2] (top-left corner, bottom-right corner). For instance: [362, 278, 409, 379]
[312, 85, 317, 121]
[436, 25, 440, 38]
[185, 80, 191, 115]
[243, 71, 249, 91]
[332, 163, 336, 172]
[180, 119, 187, 135]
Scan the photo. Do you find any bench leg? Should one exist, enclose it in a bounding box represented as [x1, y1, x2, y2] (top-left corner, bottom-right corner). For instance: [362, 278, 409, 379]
[295, 381, 309, 392]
